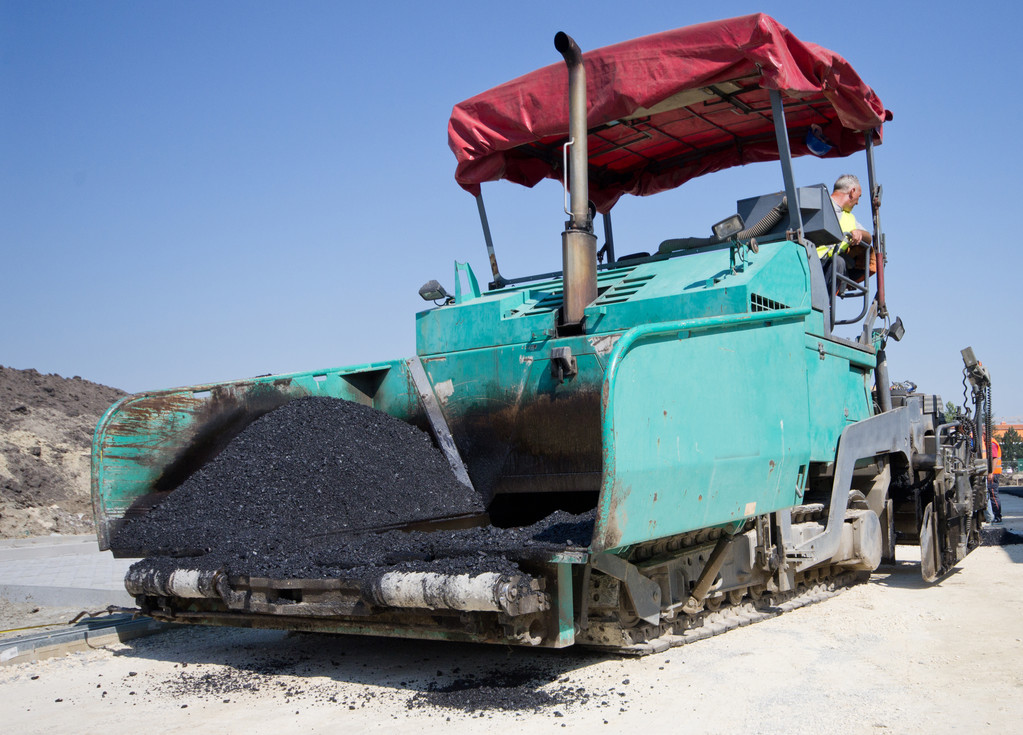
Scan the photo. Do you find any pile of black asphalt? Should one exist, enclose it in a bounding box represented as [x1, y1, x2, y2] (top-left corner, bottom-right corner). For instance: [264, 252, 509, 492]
[114, 397, 593, 583]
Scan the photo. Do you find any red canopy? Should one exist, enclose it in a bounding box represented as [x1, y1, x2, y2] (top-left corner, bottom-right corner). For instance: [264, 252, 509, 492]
[448, 14, 891, 212]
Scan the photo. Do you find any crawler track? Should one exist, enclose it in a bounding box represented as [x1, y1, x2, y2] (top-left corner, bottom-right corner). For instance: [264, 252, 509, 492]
[585, 567, 868, 656]
[578, 505, 869, 655]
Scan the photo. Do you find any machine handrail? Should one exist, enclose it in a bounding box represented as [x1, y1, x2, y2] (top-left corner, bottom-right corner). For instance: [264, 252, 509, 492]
[830, 242, 880, 329]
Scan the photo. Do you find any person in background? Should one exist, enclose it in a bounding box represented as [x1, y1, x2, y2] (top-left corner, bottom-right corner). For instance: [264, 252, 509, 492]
[988, 473, 1002, 524]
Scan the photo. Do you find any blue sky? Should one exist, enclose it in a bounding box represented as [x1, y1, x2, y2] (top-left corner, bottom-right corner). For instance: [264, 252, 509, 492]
[2, 1, 1020, 419]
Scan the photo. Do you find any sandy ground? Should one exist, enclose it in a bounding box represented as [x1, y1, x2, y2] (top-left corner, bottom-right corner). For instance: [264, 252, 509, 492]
[1, 496, 1020, 734]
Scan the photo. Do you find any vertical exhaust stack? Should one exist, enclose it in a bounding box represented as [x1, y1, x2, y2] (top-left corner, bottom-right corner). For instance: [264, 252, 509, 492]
[555, 32, 598, 328]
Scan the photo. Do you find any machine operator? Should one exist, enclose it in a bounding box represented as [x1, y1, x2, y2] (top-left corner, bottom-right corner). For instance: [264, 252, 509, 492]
[818, 174, 873, 289]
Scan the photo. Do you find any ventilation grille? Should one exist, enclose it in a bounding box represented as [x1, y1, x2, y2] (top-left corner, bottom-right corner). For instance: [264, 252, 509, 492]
[506, 291, 564, 318]
[504, 267, 642, 319]
[750, 293, 787, 312]
[595, 273, 656, 305]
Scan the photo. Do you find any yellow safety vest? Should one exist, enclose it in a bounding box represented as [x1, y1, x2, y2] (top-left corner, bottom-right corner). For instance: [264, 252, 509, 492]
[816, 210, 861, 259]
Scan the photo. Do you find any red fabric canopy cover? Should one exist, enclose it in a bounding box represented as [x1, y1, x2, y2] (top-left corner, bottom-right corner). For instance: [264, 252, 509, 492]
[448, 14, 890, 212]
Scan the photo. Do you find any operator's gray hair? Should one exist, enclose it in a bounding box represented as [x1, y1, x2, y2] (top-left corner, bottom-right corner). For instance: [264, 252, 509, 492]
[833, 174, 861, 193]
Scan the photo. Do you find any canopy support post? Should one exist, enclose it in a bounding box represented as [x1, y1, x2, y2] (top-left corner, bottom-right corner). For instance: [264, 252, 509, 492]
[769, 90, 804, 238]
[865, 132, 886, 318]
[598, 212, 616, 264]
[475, 192, 507, 288]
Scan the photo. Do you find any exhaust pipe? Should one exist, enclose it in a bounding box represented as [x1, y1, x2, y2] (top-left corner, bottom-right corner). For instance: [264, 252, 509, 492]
[555, 32, 598, 327]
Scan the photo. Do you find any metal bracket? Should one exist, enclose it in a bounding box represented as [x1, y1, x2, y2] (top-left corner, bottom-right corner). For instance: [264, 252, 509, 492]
[590, 553, 661, 624]
[550, 346, 578, 383]
[681, 535, 732, 614]
[406, 357, 474, 491]
[767, 510, 800, 593]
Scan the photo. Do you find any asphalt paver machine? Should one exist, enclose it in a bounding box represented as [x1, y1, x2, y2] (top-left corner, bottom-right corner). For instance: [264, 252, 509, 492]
[93, 15, 991, 652]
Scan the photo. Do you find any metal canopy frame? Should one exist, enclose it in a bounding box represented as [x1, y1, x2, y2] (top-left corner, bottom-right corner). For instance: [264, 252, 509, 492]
[451, 15, 889, 211]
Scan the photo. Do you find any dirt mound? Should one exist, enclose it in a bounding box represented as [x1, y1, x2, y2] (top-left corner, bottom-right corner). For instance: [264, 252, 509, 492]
[0, 365, 125, 538]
